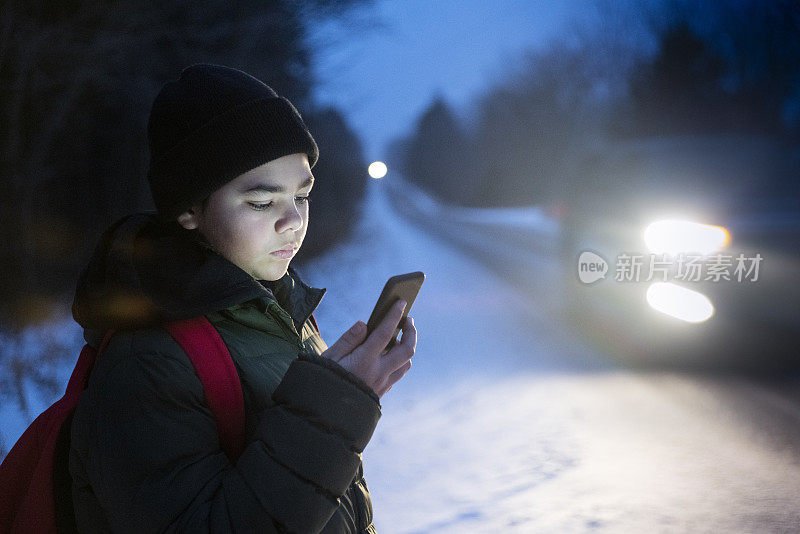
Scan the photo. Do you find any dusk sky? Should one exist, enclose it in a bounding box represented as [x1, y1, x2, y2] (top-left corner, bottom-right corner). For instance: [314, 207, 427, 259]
[309, 0, 658, 162]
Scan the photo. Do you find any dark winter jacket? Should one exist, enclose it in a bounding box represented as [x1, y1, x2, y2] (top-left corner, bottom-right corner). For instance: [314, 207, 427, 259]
[69, 212, 380, 533]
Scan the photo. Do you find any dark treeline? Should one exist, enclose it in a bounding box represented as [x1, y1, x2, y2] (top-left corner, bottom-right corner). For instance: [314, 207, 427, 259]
[0, 0, 370, 329]
[394, 0, 800, 210]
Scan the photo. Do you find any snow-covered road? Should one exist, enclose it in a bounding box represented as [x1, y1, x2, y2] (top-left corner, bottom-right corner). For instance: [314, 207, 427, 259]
[306, 177, 800, 533]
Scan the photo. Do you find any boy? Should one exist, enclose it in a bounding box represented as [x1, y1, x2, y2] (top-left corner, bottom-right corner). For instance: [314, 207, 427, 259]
[69, 63, 416, 533]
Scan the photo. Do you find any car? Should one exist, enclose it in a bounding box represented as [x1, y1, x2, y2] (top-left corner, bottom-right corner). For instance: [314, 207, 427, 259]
[561, 134, 800, 372]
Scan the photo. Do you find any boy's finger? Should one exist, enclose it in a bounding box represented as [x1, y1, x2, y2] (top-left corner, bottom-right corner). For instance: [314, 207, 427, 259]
[383, 359, 413, 394]
[383, 317, 416, 372]
[363, 299, 407, 355]
[400, 316, 417, 351]
[323, 321, 367, 362]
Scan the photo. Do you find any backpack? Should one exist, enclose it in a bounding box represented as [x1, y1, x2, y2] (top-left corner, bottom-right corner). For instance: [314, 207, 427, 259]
[0, 316, 245, 534]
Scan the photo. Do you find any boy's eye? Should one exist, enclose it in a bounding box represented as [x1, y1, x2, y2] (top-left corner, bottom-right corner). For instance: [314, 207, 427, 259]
[248, 196, 311, 211]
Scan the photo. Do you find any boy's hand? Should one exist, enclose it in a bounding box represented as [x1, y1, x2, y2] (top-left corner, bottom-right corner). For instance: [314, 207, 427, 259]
[320, 300, 417, 398]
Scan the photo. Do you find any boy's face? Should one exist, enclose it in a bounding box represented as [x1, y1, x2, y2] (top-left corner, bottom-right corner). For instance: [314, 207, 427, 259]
[177, 153, 313, 281]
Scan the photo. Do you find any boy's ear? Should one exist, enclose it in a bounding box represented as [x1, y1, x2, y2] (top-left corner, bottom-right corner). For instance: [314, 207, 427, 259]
[177, 207, 200, 230]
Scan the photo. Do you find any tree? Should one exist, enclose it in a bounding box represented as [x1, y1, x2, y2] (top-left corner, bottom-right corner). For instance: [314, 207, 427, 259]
[401, 96, 478, 206]
[619, 1, 800, 138]
[471, 45, 602, 207]
[626, 22, 730, 136]
[395, 41, 615, 209]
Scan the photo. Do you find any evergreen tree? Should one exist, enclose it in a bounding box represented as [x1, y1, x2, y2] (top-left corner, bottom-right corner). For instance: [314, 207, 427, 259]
[402, 97, 477, 205]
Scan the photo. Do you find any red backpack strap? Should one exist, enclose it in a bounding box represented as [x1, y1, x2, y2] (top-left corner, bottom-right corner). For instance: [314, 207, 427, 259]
[162, 317, 245, 463]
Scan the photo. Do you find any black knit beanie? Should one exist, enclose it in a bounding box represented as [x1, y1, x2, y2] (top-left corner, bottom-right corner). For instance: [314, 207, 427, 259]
[147, 63, 319, 220]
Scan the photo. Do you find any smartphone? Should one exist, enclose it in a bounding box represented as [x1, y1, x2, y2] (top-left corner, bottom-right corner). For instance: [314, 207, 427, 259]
[366, 271, 425, 351]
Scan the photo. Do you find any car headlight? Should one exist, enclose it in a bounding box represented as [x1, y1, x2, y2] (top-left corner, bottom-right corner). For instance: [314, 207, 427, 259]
[646, 282, 715, 323]
[644, 219, 729, 256]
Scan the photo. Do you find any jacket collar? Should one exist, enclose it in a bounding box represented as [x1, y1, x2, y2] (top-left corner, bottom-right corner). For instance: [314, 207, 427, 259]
[254, 265, 326, 334]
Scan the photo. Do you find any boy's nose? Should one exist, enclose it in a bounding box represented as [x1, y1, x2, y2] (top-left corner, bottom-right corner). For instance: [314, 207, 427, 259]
[276, 203, 303, 232]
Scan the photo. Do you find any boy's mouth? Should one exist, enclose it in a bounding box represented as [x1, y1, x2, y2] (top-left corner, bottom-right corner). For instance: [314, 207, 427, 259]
[271, 243, 298, 258]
